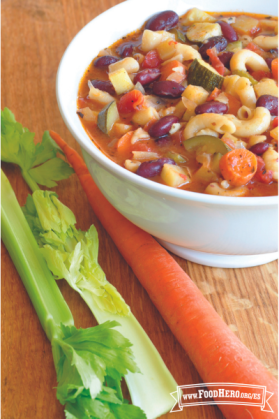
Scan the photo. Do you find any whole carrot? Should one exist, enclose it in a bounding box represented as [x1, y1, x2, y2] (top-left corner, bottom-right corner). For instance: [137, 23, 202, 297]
[50, 130, 278, 419]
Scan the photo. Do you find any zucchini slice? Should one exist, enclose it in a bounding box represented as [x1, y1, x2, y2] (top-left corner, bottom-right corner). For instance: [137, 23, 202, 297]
[187, 59, 224, 91]
[183, 135, 230, 155]
[97, 101, 119, 135]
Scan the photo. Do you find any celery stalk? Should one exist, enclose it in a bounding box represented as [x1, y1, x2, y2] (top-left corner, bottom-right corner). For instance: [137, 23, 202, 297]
[1, 170, 74, 342]
[1, 170, 147, 418]
[22, 189, 178, 419]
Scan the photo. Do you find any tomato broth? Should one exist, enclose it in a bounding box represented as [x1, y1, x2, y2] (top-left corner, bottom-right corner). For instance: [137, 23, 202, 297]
[77, 9, 278, 197]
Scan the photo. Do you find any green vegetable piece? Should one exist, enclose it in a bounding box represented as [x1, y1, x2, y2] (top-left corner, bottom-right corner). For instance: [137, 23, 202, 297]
[1, 171, 146, 419]
[169, 28, 186, 43]
[183, 135, 231, 155]
[232, 69, 258, 85]
[166, 151, 186, 163]
[187, 59, 224, 91]
[226, 40, 243, 52]
[97, 101, 119, 135]
[22, 190, 130, 316]
[1, 108, 74, 191]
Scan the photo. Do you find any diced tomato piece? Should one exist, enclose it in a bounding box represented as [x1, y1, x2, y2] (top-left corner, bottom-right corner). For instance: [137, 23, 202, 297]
[245, 42, 266, 58]
[118, 90, 144, 114]
[206, 48, 225, 76]
[272, 117, 278, 129]
[256, 156, 265, 172]
[160, 60, 186, 81]
[254, 156, 273, 184]
[250, 70, 272, 81]
[142, 50, 162, 69]
[255, 169, 273, 184]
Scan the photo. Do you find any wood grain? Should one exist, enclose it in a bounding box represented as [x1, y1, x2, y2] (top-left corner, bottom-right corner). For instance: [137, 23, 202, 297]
[1, 1, 278, 418]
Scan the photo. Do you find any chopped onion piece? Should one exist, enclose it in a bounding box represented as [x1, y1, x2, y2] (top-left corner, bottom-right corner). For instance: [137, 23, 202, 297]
[131, 128, 150, 144]
[77, 107, 98, 122]
[134, 82, 146, 95]
[169, 123, 181, 135]
[132, 151, 159, 160]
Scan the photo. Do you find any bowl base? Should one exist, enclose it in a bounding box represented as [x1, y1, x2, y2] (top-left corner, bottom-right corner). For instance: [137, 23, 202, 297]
[157, 239, 278, 268]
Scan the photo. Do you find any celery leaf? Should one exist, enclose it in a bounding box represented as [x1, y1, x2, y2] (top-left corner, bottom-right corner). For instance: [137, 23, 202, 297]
[54, 321, 145, 418]
[1, 108, 74, 191]
[22, 191, 130, 316]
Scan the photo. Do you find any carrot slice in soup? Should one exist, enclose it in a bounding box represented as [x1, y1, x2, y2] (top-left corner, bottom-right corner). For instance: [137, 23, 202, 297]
[219, 149, 258, 187]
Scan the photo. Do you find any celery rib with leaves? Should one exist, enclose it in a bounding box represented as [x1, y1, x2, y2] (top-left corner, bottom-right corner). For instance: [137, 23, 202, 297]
[1, 171, 146, 419]
[1, 108, 178, 418]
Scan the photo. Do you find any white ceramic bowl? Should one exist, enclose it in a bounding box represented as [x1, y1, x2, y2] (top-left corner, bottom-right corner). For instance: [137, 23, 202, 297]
[56, 0, 278, 268]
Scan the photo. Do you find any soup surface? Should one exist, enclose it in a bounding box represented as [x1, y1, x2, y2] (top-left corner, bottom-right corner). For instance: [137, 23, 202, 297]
[77, 8, 278, 197]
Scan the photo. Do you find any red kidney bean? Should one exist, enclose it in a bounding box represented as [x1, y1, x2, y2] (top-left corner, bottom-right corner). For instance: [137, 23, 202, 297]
[94, 56, 119, 67]
[218, 51, 234, 68]
[195, 101, 228, 115]
[145, 10, 179, 31]
[217, 21, 238, 42]
[148, 115, 179, 138]
[256, 95, 278, 116]
[134, 68, 161, 86]
[136, 157, 175, 178]
[250, 142, 269, 156]
[199, 36, 228, 59]
[117, 43, 134, 57]
[91, 79, 115, 95]
[152, 81, 185, 98]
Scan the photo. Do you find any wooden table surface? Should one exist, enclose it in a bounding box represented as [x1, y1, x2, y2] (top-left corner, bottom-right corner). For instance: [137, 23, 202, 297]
[1, 1, 278, 418]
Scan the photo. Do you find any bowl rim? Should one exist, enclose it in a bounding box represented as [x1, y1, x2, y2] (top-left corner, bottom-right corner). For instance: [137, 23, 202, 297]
[56, 0, 278, 208]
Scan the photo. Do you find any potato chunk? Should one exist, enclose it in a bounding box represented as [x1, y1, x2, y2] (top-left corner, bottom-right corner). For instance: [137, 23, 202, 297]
[182, 85, 209, 104]
[108, 68, 134, 95]
[161, 164, 190, 187]
[232, 15, 259, 35]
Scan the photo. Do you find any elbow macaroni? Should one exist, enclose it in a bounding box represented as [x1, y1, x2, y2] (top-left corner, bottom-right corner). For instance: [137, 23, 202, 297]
[237, 105, 253, 120]
[253, 34, 278, 51]
[183, 114, 236, 140]
[223, 75, 257, 108]
[227, 107, 271, 137]
[230, 49, 270, 73]
[205, 183, 248, 196]
[262, 148, 278, 181]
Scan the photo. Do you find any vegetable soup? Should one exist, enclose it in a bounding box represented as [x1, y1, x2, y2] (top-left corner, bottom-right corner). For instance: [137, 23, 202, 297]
[77, 8, 278, 197]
